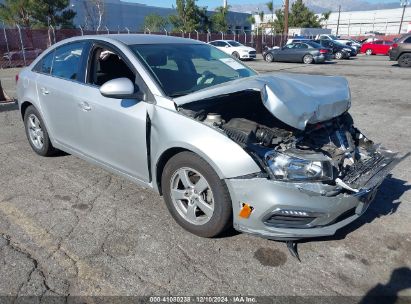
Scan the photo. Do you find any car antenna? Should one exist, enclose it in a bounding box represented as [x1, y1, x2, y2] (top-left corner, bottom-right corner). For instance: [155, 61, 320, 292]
[286, 241, 301, 262]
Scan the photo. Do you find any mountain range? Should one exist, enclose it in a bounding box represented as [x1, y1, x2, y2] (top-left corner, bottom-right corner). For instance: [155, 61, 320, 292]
[229, 0, 399, 14]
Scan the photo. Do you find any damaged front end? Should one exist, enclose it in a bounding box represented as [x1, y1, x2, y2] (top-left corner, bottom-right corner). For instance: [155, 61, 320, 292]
[176, 75, 406, 239]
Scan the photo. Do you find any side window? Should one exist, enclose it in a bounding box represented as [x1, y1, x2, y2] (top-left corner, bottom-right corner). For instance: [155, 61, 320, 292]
[374, 41, 383, 45]
[404, 37, 411, 43]
[88, 47, 136, 87]
[33, 50, 55, 74]
[51, 42, 86, 81]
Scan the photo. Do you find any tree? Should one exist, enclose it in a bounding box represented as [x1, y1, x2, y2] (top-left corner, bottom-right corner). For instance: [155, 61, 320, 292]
[288, 0, 321, 28]
[143, 13, 169, 32]
[273, 9, 285, 33]
[266, 1, 274, 22]
[169, 0, 201, 32]
[258, 10, 265, 25]
[211, 5, 230, 33]
[0, 0, 34, 27]
[273, 0, 321, 32]
[30, 0, 76, 28]
[320, 10, 332, 27]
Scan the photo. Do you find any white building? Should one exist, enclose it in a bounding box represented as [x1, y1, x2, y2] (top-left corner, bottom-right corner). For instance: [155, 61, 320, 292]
[252, 6, 411, 36]
[324, 7, 411, 36]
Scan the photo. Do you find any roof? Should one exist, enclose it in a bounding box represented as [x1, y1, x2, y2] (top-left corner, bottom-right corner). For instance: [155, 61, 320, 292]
[98, 34, 204, 45]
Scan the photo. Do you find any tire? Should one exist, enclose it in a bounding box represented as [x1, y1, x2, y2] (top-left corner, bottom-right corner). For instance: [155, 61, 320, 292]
[335, 51, 344, 60]
[303, 54, 314, 64]
[161, 151, 232, 238]
[24, 105, 56, 156]
[365, 49, 373, 56]
[265, 53, 274, 62]
[398, 53, 411, 67]
[232, 51, 240, 59]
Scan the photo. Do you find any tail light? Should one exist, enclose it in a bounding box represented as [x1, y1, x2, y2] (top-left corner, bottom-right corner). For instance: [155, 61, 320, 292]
[319, 49, 328, 54]
[15, 74, 19, 83]
[392, 43, 398, 48]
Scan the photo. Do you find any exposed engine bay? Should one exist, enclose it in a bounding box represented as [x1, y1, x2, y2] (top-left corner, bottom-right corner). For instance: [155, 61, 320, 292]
[179, 90, 401, 192]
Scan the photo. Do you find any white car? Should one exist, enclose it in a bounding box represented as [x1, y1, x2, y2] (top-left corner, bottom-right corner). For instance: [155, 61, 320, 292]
[209, 40, 256, 60]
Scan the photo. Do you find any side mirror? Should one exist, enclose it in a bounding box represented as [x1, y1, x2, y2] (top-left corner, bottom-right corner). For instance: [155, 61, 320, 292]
[225, 44, 230, 48]
[100, 78, 136, 99]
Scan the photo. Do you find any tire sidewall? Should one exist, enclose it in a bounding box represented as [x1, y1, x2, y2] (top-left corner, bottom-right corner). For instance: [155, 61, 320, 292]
[161, 152, 232, 238]
[24, 106, 53, 156]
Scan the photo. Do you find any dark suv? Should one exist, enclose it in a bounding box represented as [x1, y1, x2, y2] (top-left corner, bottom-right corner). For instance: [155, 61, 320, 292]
[389, 33, 411, 67]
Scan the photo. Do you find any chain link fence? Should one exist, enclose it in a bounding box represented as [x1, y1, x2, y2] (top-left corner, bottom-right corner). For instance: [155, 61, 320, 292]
[0, 27, 289, 69]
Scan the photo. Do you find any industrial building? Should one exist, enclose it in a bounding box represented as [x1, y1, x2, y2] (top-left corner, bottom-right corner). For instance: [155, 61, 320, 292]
[253, 5, 411, 36]
[69, 0, 251, 32]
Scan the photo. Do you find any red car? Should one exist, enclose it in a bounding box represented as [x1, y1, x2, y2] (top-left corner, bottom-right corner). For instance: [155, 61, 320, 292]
[360, 40, 393, 55]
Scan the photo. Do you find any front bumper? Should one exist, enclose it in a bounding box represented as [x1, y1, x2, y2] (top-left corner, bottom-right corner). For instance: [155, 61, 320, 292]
[240, 53, 257, 59]
[226, 149, 405, 240]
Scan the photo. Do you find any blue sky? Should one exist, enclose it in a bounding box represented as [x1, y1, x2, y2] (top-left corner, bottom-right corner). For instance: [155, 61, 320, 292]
[124, 0, 392, 9]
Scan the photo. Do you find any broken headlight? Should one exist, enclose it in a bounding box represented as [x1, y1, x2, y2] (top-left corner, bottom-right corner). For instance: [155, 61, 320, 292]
[264, 151, 333, 182]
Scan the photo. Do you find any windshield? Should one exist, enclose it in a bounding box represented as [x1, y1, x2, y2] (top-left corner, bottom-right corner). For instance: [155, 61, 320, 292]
[227, 41, 243, 47]
[130, 43, 256, 97]
[329, 35, 338, 40]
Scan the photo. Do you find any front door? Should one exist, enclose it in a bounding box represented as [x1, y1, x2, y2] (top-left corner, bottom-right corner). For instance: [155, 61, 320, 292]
[77, 44, 152, 182]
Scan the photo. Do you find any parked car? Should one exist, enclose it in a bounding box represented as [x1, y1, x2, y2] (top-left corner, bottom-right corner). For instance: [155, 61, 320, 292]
[16, 35, 403, 242]
[317, 34, 360, 50]
[389, 33, 411, 67]
[263, 41, 332, 63]
[209, 40, 256, 60]
[313, 39, 352, 59]
[360, 40, 393, 55]
[3, 47, 43, 61]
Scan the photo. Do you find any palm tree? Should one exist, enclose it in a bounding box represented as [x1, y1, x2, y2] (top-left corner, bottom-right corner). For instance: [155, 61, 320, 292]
[321, 11, 332, 28]
[266, 1, 274, 22]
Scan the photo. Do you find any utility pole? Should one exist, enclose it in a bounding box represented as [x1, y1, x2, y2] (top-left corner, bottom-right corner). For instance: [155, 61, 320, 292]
[284, 0, 289, 39]
[399, 0, 409, 34]
[336, 5, 341, 35]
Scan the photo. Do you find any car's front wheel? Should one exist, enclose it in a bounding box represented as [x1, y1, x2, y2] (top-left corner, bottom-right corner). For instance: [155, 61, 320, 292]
[161, 151, 232, 238]
[24, 105, 56, 156]
[265, 53, 274, 62]
[365, 49, 373, 55]
[398, 53, 411, 67]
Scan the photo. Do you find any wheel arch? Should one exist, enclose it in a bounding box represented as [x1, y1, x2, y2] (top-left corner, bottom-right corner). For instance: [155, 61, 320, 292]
[20, 100, 34, 120]
[155, 146, 229, 196]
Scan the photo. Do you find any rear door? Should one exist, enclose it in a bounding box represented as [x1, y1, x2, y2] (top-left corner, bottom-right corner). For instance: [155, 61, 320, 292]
[35, 41, 90, 150]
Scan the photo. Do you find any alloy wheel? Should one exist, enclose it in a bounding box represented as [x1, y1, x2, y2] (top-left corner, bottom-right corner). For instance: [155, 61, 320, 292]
[27, 114, 44, 150]
[366, 49, 373, 55]
[265, 53, 274, 62]
[170, 167, 214, 225]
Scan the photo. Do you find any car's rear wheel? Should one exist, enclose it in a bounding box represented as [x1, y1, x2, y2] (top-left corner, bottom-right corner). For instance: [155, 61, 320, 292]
[265, 53, 274, 62]
[303, 54, 314, 64]
[398, 53, 411, 67]
[365, 49, 373, 56]
[335, 51, 344, 60]
[24, 105, 56, 156]
[161, 151, 232, 238]
[232, 51, 240, 59]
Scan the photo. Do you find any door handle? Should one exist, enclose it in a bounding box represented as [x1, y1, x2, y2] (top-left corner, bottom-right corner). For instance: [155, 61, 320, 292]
[78, 101, 92, 112]
[40, 87, 49, 95]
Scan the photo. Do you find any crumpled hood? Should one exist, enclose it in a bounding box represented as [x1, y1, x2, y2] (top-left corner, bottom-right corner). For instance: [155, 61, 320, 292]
[173, 73, 351, 130]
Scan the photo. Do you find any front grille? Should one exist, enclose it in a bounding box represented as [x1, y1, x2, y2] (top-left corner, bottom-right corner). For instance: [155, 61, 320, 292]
[249, 51, 256, 55]
[342, 153, 387, 189]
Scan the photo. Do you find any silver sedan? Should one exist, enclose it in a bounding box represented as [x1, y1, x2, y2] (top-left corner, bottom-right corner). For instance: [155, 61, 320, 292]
[16, 35, 403, 241]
